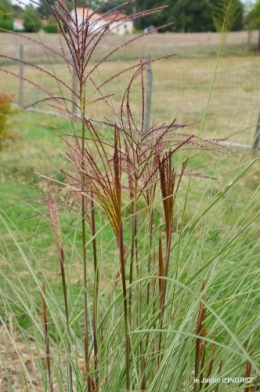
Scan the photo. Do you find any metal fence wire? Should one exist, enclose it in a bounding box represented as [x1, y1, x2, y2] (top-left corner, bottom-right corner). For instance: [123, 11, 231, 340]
[0, 30, 259, 62]
[1, 31, 260, 146]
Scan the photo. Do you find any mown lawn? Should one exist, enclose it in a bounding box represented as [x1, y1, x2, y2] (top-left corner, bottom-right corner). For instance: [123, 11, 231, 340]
[1, 56, 260, 145]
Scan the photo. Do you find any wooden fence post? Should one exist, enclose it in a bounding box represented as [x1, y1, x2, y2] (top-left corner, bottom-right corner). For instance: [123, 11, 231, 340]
[206, 32, 210, 56]
[163, 35, 168, 57]
[144, 56, 152, 132]
[139, 42, 144, 60]
[246, 30, 251, 54]
[253, 110, 260, 153]
[18, 44, 24, 108]
[15, 35, 19, 58]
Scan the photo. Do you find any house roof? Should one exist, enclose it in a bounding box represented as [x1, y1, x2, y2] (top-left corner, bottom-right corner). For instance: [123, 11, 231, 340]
[13, 19, 24, 31]
[14, 19, 23, 25]
[103, 13, 131, 22]
[75, 8, 131, 23]
[75, 8, 101, 21]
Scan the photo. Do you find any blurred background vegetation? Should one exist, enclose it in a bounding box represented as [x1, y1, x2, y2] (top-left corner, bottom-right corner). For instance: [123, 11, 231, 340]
[0, 0, 260, 33]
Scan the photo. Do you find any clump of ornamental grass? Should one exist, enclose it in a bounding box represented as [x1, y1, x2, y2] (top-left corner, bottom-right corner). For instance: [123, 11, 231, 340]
[58, 53, 226, 390]
[1, 1, 260, 392]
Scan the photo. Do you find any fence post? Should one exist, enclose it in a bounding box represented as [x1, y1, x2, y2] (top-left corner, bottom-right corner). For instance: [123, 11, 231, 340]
[246, 30, 251, 54]
[18, 44, 24, 108]
[253, 110, 260, 153]
[206, 32, 210, 56]
[15, 35, 19, 58]
[140, 42, 144, 59]
[144, 56, 152, 132]
[163, 35, 168, 57]
[71, 57, 77, 115]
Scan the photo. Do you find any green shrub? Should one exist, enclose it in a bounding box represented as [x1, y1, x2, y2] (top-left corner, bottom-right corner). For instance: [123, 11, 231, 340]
[0, 19, 13, 31]
[0, 0, 13, 21]
[0, 92, 16, 147]
[23, 7, 42, 33]
[43, 24, 58, 33]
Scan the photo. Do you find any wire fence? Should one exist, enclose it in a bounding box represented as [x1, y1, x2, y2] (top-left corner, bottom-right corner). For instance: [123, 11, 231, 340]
[0, 30, 260, 64]
[155, 66, 260, 146]
[0, 36, 260, 147]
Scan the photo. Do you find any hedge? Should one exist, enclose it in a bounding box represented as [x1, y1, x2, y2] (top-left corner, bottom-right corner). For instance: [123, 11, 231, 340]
[0, 20, 14, 32]
[43, 24, 58, 33]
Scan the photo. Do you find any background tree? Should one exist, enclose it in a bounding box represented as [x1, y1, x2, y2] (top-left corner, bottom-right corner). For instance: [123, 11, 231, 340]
[247, 0, 260, 51]
[0, 0, 12, 20]
[247, 0, 260, 30]
[37, 0, 72, 18]
[35, 0, 245, 32]
[12, 4, 23, 19]
[164, 0, 214, 32]
[212, 0, 244, 32]
[133, 0, 164, 30]
[0, 0, 13, 31]
[100, 0, 214, 32]
[97, 0, 244, 32]
[99, 0, 135, 15]
[23, 7, 42, 32]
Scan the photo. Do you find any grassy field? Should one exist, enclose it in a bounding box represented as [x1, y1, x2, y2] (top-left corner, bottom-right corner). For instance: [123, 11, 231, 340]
[0, 31, 259, 63]
[1, 56, 260, 145]
[1, 105, 260, 390]
[1, 106, 260, 320]
[1, 53, 260, 325]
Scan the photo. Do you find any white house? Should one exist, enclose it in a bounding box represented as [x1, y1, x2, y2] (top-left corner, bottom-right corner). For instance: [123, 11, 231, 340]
[13, 19, 24, 31]
[71, 8, 133, 35]
[70, 8, 105, 33]
[103, 12, 133, 35]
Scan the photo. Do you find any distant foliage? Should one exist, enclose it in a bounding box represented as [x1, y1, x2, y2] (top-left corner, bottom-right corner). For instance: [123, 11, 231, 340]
[0, 92, 16, 147]
[23, 7, 42, 32]
[213, 0, 244, 32]
[247, 0, 260, 30]
[12, 4, 23, 19]
[43, 24, 58, 33]
[165, 0, 214, 32]
[0, 0, 13, 20]
[95, 0, 244, 32]
[0, 19, 13, 31]
[37, 0, 72, 18]
[0, 0, 13, 31]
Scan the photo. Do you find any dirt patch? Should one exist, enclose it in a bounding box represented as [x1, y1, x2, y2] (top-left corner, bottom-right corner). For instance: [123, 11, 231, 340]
[0, 324, 85, 392]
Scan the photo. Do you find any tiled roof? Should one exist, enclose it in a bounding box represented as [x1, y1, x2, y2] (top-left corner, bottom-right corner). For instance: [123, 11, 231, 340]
[75, 8, 130, 22]
[14, 19, 23, 25]
[102, 13, 130, 22]
[75, 8, 101, 21]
